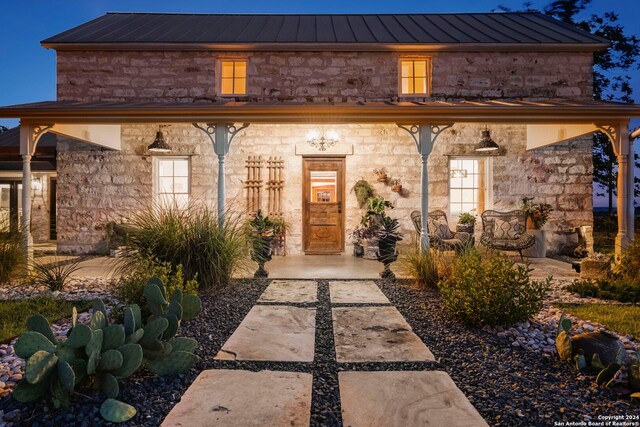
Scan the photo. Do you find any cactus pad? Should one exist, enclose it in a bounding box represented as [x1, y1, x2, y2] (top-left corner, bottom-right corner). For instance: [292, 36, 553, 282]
[11, 379, 48, 402]
[98, 349, 124, 371]
[15, 331, 57, 360]
[169, 337, 197, 354]
[86, 329, 104, 357]
[556, 330, 572, 361]
[99, 372, 120, 399]
[57, 361, 76, 392]
[125, 328, 144, 344]
[100, 398, 137, 423]
[113, 344, 143, 379]
[144, 282, 168, 306]
[596, 363, 621, 387]
[65, 324, 92, 348]
[181, 294, 202, 321]
[27, 314, 58, 345]
[162, 314, 180, 341]
[26, 350, 58, 384]
[103, 324, 126, 350]
[140, 317, 168, 347]
[145, 351, 199, 376]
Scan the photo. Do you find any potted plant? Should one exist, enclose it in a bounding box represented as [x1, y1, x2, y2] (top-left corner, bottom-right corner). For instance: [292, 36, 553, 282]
[456, 212, 476, 235]
[390, 179, 403, 193]
[521, 197, 554, 258]
[373, 168, 388, 183]
[377, 215, 403, 279]
[360, 196, 393, 260]
[248, 210, 276, 278]
[352, 179, 375, 208]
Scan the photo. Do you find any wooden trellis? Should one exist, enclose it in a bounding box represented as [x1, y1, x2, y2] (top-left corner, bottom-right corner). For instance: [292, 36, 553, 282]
[244, 155, 263, 215]
[266, 156, 284, 217]
[266, 156, 286, 255]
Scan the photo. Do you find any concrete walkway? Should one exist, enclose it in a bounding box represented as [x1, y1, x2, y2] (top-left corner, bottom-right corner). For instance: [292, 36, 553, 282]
[163, 280, 488, 427]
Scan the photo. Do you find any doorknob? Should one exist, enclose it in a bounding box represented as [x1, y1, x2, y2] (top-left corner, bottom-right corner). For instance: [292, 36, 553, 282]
[338, 201, 342, 213]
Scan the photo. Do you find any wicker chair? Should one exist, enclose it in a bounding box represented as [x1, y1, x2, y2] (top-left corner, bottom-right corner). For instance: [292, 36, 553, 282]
[480, 210, 535, 261]
[410, 210, 471, 252]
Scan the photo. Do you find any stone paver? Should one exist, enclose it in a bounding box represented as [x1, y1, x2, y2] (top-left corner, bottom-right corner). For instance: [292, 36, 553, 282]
[329, 280, 390, 304]
[162, 369, 313, 427]
[339, 371, 488, 427]
[215, 305, 316, 362]
[332, 306, 434, 362]
[258, 280, 318, 303]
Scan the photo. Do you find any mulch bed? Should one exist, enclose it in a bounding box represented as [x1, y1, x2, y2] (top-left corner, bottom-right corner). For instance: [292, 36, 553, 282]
[0, 278, 637, 426]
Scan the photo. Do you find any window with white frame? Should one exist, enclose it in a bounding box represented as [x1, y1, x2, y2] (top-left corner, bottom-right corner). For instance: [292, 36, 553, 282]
[448, 157, 492, 218]
[154, 157, 190, 207]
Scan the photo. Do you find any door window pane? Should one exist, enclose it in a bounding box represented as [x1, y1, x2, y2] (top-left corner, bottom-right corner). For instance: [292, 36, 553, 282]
[449, 158, 489, 217]
[310, 171, 337, 203]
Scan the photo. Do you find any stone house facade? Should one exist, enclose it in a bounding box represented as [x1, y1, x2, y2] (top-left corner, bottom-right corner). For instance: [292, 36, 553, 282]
[27, 13, 610, 255]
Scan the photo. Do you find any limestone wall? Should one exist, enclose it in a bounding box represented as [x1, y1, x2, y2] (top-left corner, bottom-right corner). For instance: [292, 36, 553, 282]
[56, 123, 592, 255]
[56, 50, 593, 102]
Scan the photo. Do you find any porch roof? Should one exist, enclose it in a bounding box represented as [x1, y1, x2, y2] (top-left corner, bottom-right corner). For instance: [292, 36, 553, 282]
[1, 99, 639, 124]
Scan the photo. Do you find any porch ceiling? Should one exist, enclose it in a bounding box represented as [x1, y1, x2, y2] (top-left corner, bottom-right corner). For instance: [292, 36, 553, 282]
[1, 99, 638, 125]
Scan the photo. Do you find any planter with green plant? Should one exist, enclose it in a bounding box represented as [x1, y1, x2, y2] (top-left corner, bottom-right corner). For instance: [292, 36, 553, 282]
[247, 210, 283, 278]
[456, 212, 476, 235]
[521, 197, 553, 258]
[359, 197, 393, 260]
[376, 216, 403, 279]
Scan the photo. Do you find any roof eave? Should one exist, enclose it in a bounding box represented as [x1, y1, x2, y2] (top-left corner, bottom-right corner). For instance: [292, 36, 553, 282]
[40, 41, 611, 53]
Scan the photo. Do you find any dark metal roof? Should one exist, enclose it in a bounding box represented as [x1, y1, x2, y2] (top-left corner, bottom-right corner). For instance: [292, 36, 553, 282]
[0, 127, 57, 149]
[41, 12, 609, 48]
[1, 100, 637, 124]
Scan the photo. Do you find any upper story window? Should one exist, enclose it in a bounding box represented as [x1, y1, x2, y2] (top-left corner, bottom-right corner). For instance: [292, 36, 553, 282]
[400, 58, 430, 96]
[220, 59, 247, 96]
[154, 157, 190, 208]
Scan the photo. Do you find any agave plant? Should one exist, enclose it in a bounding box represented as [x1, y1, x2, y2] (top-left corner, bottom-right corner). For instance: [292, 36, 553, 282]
[30, 256, 83, 292]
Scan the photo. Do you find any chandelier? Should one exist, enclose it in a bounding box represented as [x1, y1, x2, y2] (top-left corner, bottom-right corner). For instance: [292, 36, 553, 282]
[307, 129, 339, 151]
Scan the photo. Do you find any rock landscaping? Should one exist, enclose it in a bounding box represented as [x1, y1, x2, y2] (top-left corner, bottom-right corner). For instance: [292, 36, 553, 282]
[0, 277, 637, 426]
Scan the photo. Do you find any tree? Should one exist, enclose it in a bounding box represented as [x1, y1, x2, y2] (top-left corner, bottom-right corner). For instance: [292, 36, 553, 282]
[499, 0, 640, 214]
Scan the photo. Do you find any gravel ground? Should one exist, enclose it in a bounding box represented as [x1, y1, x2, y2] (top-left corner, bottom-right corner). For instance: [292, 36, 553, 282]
[1, 278, 638, 426]
[377, 279, 639, 426]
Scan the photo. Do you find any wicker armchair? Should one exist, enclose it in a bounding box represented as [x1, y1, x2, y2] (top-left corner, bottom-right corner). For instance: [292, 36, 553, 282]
[480, 210, 535, 261]
[410, 210, 471, 252]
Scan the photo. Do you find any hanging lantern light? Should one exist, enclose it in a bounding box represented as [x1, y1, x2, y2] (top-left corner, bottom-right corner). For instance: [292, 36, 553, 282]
[474, 128, 499, 152]
[147, 127, 172, 153]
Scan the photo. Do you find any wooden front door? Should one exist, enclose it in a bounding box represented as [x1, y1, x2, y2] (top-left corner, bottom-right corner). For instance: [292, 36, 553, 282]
[303, 158, 345, 254]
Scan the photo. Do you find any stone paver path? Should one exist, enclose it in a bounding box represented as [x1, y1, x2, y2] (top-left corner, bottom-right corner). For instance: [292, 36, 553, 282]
[339, 371, 488, 427]
[162, 370, 313, 427]
[215, 305, 316, 362]
[258, 279, 318, 303]
[329, 280, 390, 304]
[166, 280, 486, 426]
[332, 306, 435, 362]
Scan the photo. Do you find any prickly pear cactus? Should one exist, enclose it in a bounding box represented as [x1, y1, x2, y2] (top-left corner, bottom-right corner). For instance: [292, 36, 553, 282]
[555, 312, 573, 361]
[100, 398, 137, 423]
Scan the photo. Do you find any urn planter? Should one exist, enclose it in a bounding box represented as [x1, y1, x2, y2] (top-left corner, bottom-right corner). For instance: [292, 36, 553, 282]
[362, 239, 379, 260]
[522, 229, 546, 258]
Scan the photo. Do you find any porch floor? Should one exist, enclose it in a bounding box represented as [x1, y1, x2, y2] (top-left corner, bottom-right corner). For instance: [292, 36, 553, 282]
[56, 252, 578, 281]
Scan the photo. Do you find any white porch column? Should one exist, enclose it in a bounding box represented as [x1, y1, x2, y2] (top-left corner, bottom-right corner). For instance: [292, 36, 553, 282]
[192, 122, 250, 226]
[627, 134, 635, 242]
[397, 123, 453, 251]
[19, 123, 52, 264]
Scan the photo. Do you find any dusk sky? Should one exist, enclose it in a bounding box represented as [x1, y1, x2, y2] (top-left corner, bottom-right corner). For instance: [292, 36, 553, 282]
[0, 0, 638, 207]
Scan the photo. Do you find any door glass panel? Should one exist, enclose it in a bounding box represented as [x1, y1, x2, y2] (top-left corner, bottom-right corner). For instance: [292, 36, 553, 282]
[0, 184, 10, 232]
[310, 171, 337, 203]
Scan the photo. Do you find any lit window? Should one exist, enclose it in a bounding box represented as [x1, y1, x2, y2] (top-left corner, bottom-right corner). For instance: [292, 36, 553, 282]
[220, 60, 247, 95]
[154, 158, 190, 207]
[449, 158, 492, 217]
[400, 59, 430, 95]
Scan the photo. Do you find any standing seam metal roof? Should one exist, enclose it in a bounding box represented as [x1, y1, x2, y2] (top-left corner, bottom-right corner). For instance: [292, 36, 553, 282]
[41, 12, 609, 46]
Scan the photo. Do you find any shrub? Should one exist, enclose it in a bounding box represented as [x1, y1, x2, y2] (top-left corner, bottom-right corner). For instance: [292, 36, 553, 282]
[115, 256, 198, 306]
[567, 278, 640, 304]
[613, 238, 640, 287]
[30, 257, 82, 292]
[120, 202, 251, 290]
[400, 249, 439, 288]
[0, 228, 24, 284]
[438, 248, 551, 327]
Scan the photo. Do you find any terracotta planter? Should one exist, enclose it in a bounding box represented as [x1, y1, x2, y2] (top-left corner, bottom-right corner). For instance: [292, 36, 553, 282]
[376, 173, 388, 183]
[391, 184, 402, 193]
[523, 229, 546, 258]
[580, 259, 610, 280]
